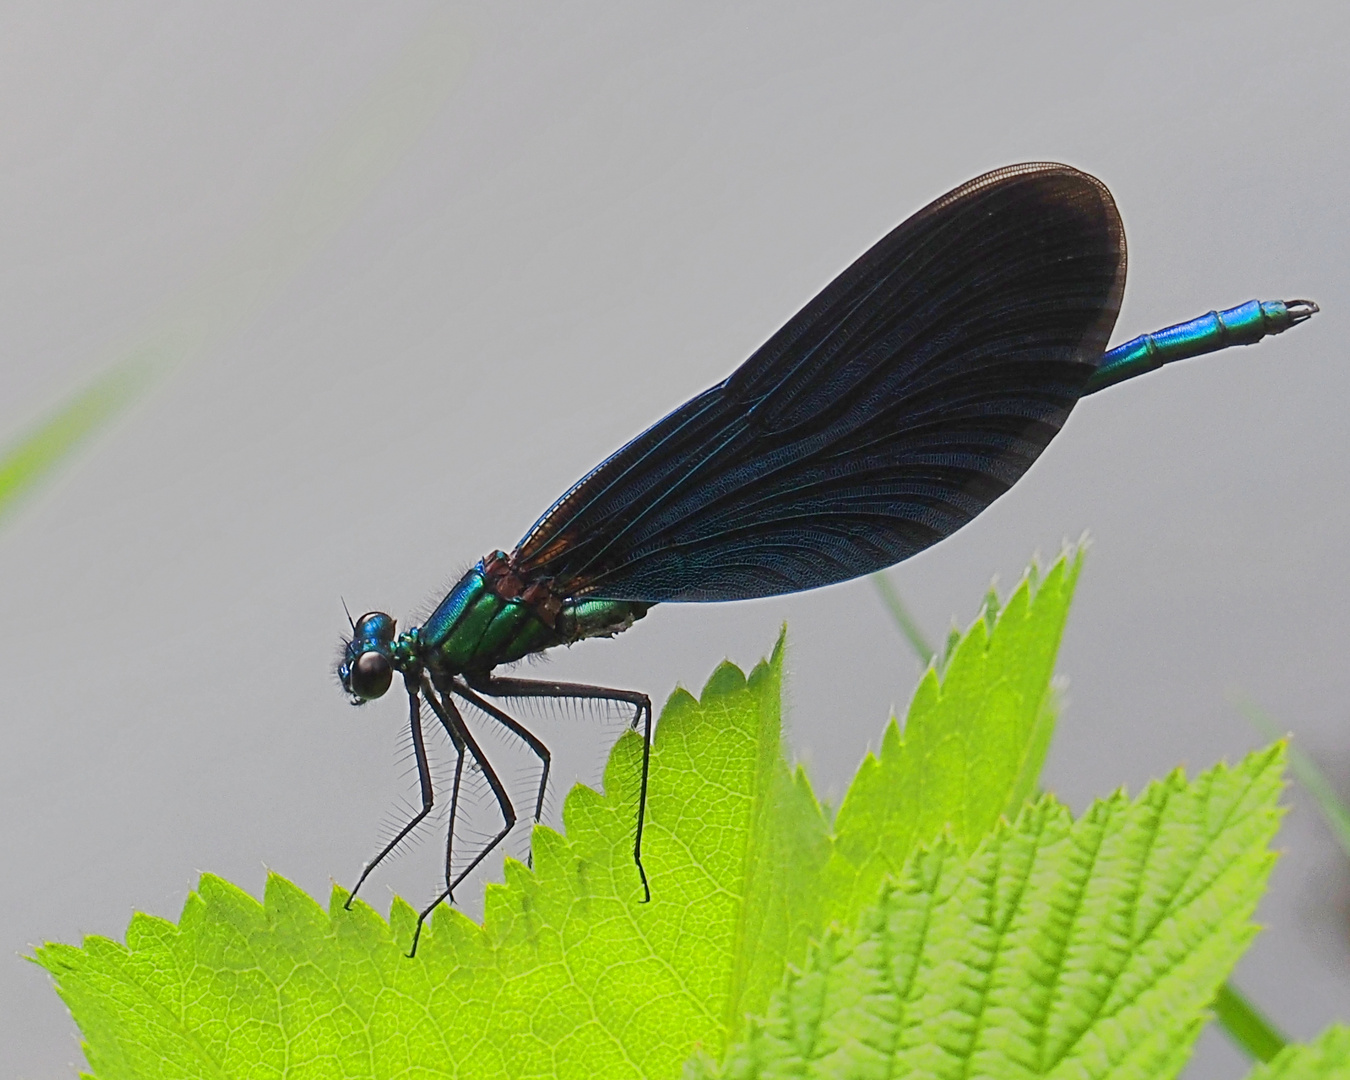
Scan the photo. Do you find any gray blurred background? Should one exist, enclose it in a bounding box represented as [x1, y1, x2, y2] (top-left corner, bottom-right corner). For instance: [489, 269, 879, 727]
[1, 3, 1345, 1076]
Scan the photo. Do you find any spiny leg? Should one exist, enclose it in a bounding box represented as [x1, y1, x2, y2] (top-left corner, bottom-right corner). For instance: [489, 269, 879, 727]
[464, 674, 652, 903]
[410, 680, 517, 957]
[441, 718, 467, 911]
[451, 680, 552, 843]
[347, 676, 434, 910]
[424, 682, 470, 912]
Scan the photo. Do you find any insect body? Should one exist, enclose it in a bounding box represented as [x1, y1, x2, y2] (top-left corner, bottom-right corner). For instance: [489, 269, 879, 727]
[338, 162, 1316, 953]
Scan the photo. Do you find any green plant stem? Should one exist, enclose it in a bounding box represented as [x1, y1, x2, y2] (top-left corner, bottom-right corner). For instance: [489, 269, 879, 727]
[871, 571, 936, 663]
[1213, 982, 1287, 1062]
[1233, 692, 1350, 858]
[0, 361, 153, 526]
[1, 14, 467, 534]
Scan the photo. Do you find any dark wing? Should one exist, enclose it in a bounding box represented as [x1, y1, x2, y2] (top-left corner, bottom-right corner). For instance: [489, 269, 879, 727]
[514, 162, 1126, 603]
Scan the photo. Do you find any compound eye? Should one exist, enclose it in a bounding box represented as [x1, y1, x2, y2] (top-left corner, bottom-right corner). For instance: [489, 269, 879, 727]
[349, 650, 393, 700]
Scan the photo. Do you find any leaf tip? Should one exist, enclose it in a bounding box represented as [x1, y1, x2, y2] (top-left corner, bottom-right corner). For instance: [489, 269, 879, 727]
[701, 658, 749, 700]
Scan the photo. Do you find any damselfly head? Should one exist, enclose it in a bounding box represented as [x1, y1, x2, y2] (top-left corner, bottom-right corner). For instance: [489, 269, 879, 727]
[339, 611, 396, 703]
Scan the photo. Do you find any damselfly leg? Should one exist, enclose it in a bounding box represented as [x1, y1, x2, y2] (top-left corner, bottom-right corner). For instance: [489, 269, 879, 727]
[345, 679, 439, 910]
[410, 682, 518, 956]
[463, 674, 653, 904]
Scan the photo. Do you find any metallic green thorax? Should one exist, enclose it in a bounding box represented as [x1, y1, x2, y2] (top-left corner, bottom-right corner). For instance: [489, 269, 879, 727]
[410, 551, 649, 679]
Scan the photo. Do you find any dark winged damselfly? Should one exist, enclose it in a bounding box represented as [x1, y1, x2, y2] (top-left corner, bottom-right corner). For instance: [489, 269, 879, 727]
[337, 162, 1317, 953]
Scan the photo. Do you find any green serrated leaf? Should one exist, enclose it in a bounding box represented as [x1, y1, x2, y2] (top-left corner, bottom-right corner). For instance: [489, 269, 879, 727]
[1248, 1025, 1350, 1080]
[821, 549, 1082, 924]
[699, 743, 1286, 1080]
[37, 634, 828, 1080]
[36, 552, 1086, 1079]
